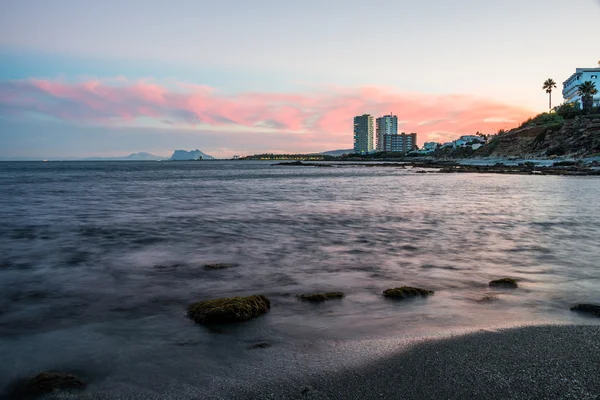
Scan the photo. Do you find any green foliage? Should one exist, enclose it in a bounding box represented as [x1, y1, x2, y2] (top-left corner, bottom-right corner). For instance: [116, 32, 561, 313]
[474, 137, 500, 157]
[554, 102, 583, 119]
[520, 113, 564, 128]
[578, 81, 598, 113]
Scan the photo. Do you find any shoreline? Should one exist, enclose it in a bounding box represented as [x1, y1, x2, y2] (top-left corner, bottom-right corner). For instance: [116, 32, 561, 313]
[272, 159, 600, 175]
[227, 324, 600, 400]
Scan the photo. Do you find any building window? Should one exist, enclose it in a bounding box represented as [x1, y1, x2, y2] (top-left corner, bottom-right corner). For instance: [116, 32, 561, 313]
[592, 75, 598, 79]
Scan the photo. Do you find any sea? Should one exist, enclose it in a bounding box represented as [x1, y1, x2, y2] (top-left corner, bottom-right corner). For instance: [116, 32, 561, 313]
[1, 161, 599, 398]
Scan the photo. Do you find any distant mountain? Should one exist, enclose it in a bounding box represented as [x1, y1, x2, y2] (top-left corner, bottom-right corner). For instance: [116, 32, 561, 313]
[170, 149, 215, 160]
[83, 152, 166, 161]
[123, 152, 165, 160]
[320, 149, 354, 157]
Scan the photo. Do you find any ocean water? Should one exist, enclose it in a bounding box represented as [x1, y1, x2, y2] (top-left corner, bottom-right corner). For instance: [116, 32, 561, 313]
[1, 161, 599, 398]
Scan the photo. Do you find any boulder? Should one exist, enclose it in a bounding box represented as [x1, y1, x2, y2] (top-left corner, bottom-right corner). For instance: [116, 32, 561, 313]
[383, 286, 434, 299]
[297, 292, 344, 302]
[187, 295, 270, 324]
[489, 278, 518, 288]
[570, 304, 600, 317]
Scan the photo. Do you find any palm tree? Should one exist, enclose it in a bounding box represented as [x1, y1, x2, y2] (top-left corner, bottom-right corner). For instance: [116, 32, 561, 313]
[542, 78, 557, 110]
[577, 81, 598, 112]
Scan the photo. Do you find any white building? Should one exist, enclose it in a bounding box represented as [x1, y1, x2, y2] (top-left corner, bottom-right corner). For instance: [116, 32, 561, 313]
[376, 114, 398, 151]
[562, 62, 600, 107]
[353, 114, 374, 154]
[423, 142, 439, 151]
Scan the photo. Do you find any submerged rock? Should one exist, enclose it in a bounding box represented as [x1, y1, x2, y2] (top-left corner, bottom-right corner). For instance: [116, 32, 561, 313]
[383, 286, 434, 299]
[570, 304, 600, 317]
[7, 371, 85, 399]
[248, 342, 271, 349]
[297, 292, 344, 302]
[204, 263, 235, 270]
[489, 278, 518, 288]
[477, 295, 500, 303]
[187, 295, 270, 324]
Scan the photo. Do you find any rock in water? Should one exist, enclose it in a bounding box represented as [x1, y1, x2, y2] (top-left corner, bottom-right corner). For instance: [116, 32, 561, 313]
[248, 342, 271, 349]
[477, 295, 500, 303]
[6, 371, 85, 398]
[489, 278, 518, 288]
[204, 263, 235, 270]
[570, 304, 600, 317]
[297, 292, 344, 302]
[383, 286, 434, 299]
[187, 295, 270, 324]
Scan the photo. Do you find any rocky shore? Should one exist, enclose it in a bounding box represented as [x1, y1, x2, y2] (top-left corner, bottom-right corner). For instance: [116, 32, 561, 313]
[272, 159, 600, 175]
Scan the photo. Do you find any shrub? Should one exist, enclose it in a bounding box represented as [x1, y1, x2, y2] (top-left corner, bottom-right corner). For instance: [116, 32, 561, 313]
[520, 113, 564, 128]
[554, 102, 583, 119]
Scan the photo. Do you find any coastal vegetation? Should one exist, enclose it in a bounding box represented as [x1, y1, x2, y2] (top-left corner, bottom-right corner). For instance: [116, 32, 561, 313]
[187, 295, 271, 324]
[297, 292, 345, 302]
[577, 81, 599, 113]
[383, 286, 434, 299]
[542, 78, 557, 110]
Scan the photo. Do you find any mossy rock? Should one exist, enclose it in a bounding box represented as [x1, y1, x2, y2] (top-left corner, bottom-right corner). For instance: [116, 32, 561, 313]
[204, 263, 235, 270]
[489, 278, 518, 288]
[297, 292, 344, 302]
[7, 372, 85, 399]
[187, 295, 270, 324]
[570, 304, 600, 317]
[383, 286, 434, 299]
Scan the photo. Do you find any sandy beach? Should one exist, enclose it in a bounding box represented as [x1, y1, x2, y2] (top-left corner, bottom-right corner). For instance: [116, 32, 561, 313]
[228, 324, 600, 400]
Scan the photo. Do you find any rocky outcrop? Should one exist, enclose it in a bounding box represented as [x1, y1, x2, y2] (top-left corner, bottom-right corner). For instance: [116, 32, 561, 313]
[297, 292, 344, 302]
[570, 304, 600, 317]
[170, 149, 214, 160]
[187, 295, 270, 324]
[383, 287, 434, 299]
[474, 116, 600, 158]
[489, 278, 518, 288]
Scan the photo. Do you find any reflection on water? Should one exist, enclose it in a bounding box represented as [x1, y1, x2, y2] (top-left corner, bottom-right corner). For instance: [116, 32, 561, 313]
[0, 161, 599, 397]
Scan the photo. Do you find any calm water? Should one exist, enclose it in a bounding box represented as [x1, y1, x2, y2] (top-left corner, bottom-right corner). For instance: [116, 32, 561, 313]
[1, 161, 599, 398]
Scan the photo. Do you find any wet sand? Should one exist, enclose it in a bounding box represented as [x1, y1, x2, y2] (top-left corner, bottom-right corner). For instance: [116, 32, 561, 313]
[229, 324, 600, 400]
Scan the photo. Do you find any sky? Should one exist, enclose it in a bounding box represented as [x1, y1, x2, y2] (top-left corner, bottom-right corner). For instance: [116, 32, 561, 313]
[1, 0, 599, 159]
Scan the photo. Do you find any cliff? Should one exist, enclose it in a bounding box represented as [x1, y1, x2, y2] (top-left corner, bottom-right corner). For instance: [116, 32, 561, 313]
[474, 115, 600, 159]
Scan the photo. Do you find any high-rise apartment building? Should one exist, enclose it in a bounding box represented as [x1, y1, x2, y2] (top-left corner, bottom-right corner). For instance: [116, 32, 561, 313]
[353, 114, 374, 154]
[383, 132, 417, 153]
[376, 114, 398, 151]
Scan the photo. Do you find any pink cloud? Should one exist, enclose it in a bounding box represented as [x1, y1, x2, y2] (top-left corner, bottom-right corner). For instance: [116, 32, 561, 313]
[0, 78, 534, 146]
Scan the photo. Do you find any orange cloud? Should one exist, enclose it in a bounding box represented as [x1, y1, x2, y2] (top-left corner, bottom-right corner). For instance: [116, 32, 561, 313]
[0, 78, 534, 147]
